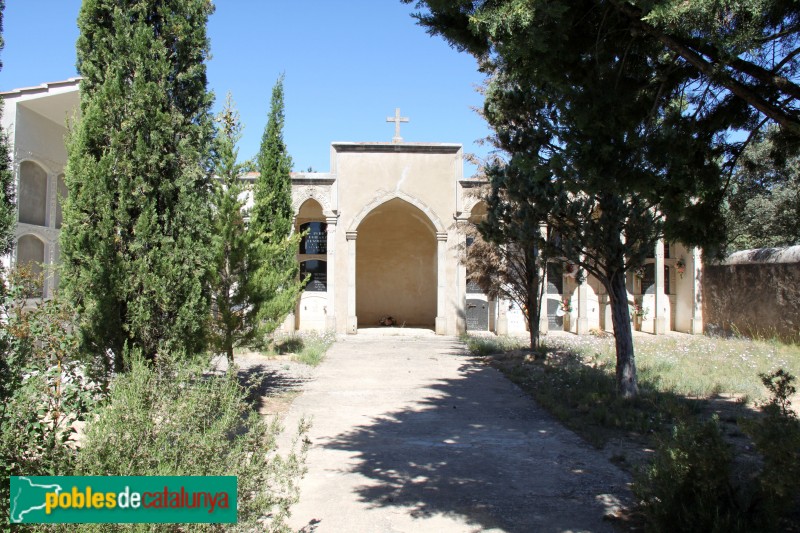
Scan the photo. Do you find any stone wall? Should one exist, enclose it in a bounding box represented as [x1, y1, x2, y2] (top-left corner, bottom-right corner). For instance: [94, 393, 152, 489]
[703, 246, 800, 341]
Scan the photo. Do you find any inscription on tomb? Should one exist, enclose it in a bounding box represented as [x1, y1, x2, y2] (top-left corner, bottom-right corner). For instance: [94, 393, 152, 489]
[301, 260, 327, 292]
[466, 299, 489, 331]
[300, 222, 327, 255]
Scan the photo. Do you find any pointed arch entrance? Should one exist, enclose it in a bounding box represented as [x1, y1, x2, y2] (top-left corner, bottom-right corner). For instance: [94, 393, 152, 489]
[355, 197, 438, 329]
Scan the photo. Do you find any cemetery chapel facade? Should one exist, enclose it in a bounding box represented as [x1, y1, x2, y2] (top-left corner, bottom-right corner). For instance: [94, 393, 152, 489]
[2, 79, 705, 337]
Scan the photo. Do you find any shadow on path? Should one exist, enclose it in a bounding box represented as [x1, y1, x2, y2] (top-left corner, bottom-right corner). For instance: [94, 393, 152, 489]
[316, 344, 628, 532]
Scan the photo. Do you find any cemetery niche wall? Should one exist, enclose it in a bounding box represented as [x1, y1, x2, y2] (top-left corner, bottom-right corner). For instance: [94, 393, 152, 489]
[2, 80, 706, 337]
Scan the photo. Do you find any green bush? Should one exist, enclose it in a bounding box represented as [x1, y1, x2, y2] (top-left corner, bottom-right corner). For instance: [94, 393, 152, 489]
[73, 353, 309, 532]
[0, 270, 98, 528]
[633, 416, 748, 533]
[635, 370, 800, 533]
[740, 370, 800, 530]
[272, 330, 334, 367]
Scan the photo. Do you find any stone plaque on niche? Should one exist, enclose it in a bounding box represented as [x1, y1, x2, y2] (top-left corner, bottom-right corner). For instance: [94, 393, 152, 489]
[466, 299, 489, 331]
[301, 260, 327, 292]
[300, 222, 327, 255]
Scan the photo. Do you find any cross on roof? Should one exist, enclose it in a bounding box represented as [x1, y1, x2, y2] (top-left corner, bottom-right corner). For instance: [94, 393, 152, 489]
[386, 108, 409, 143]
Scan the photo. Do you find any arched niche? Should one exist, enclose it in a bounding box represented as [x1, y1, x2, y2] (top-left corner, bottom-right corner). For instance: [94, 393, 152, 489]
[55, 173, 67, 229]
[17, 234, 46, 298]
[465, 200, 489, 295]
[297, 198, 328, 258]
[18, 161, 47, 226]
[17, 234, 45, 274]
[297, 198, 324, 222]
[468, 200, 488, 224]
[356, 197, 437, 328]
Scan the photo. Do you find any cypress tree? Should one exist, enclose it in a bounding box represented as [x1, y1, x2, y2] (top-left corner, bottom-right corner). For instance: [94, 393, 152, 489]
[250, 75, 304, 338]
[210, 95, 259, 362]
[0, 0, 15, 403]
[0, 0, 14, 276]
[61, 0, 215, 370]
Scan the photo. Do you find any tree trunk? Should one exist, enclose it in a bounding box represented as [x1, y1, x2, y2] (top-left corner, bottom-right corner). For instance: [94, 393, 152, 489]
[609, 269, 638, 398]
[526, 251, 540, 352]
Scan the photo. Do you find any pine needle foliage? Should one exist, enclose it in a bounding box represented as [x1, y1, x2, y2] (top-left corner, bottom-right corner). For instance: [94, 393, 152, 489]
[209, 95, 260, 362]
[60, 0, 216, 372]
[404, 0, 735, 398]
[250, 75, 305, 339]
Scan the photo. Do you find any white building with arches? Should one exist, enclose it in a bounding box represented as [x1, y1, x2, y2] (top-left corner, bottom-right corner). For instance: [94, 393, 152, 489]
[2, 79, 704, 337]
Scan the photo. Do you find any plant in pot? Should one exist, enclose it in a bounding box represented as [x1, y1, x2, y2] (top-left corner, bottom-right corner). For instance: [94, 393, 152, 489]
[631, 303, 649, 331]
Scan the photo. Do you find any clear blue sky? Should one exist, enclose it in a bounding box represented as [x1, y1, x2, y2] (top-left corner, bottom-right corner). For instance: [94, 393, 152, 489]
[1, 1, 492, 175]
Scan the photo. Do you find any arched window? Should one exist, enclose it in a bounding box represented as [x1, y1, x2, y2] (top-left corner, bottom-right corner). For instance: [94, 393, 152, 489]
[18, 161, 47, 226]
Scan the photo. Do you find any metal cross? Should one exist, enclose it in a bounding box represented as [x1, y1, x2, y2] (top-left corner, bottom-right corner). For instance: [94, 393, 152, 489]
[386, 108, 409, 143]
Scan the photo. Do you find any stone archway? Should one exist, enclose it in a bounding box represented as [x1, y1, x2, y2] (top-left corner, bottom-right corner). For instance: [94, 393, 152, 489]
[465, 200, 491, 331]
[356, 197, 437, 328]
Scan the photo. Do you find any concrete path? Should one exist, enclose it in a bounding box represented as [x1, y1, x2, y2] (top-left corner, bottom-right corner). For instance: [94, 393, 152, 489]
[280, 334, 630, 533]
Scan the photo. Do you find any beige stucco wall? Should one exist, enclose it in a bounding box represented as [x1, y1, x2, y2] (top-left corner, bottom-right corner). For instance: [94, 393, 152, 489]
[356, 198, 437, 327]
[2, 81, 78, 293]
[13, 105, 69, 169]
[328, 143, 463, 335]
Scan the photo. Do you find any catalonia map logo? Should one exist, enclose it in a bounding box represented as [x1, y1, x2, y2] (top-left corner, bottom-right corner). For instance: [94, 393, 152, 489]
[9, 476, 237, 524]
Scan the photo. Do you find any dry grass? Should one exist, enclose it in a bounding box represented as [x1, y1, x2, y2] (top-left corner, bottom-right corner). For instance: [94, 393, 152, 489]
[462, 332, 800, 448]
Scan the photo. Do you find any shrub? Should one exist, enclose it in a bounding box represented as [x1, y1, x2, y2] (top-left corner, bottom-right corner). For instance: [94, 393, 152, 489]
[633, 416, 749, 533]
[272, 330, 335, 367]
[635, 370, 800, 533]
[74, 352, 309, 532]
[0, 269, 98, 527]
[740, 370, 800, 530]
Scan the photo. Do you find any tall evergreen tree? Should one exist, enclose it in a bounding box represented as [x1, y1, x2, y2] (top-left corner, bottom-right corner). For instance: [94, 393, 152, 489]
[724, 130, 800, 252]
[0, 0, 16, 402]
[61, 0, 216, 371]
[0, 0, 15, 277]
[250, 75, 304, 338]
[405, 1, 731, 397]
[210, 95, 260, 362]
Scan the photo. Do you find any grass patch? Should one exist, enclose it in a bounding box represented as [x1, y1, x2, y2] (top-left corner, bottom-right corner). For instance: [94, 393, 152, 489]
[490, 345, 699, 448]
[459, 333, 527, 356]
[269, 330, 335, 367]
[464, 333, 800, 448]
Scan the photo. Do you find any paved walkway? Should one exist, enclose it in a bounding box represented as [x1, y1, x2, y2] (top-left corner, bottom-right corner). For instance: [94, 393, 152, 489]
[280, 334, 630, 533]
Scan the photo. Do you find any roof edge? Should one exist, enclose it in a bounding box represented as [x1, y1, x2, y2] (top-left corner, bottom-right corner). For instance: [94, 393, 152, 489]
[1, 77, 82, 98]
[332, 142, 461, 154]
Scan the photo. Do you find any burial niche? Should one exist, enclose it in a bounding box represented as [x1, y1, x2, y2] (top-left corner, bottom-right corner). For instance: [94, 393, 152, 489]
[547, 262, 564, 329]
[300, 260, 327, 292]
[300, 222, 327, 255]
[465, 201, 490, 330]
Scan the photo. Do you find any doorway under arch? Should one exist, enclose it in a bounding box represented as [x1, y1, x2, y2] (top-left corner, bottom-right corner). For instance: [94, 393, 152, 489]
[356, 198, 437, 328]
